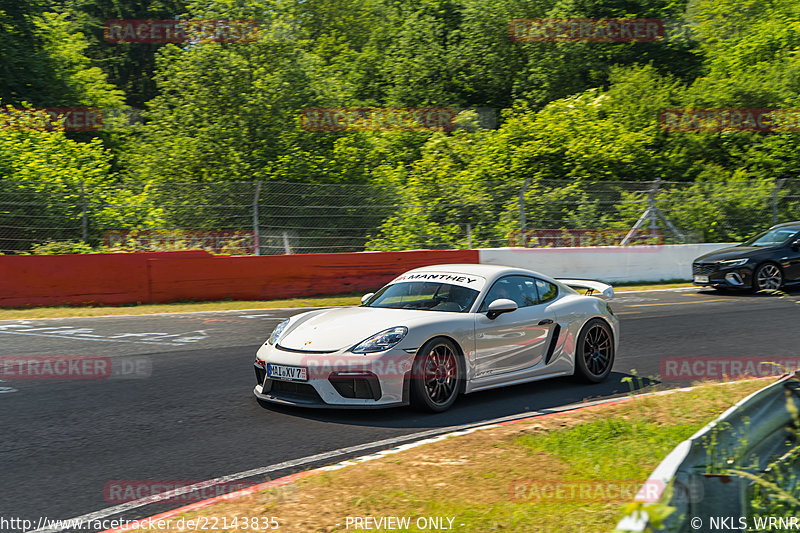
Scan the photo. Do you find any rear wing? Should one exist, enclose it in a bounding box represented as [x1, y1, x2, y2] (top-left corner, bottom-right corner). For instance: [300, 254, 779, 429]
[556, 279, 614, 299]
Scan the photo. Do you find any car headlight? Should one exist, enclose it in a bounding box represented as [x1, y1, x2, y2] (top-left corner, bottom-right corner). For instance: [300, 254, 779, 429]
[268, 319, 290, 345]
[352, 326, 408, 353]
[717, 258, 749, 268]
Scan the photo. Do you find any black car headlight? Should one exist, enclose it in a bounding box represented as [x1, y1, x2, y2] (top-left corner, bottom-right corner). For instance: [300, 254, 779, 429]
[268, 319, 290, 345]
[717, 258, 749, 268]
[352, 327, 408, 353]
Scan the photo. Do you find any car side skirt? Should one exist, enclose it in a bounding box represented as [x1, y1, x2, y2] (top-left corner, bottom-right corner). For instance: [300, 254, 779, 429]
[465, 369, 573, 394]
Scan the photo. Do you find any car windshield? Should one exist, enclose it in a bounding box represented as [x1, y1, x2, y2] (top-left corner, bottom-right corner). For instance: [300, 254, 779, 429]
[743, 228, 799, 247]
[364, 281, 479, 312]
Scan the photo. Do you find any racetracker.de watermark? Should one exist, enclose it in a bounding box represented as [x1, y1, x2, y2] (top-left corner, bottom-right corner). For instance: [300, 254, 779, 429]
[1, 107, 102, 131]
[104, 19, 259, 43]
[299, 107, 456, 132]
[0, 356, 151, 380]
[507, 228, 663, 249]
[104, 229, 257, 254]
[660, 356, 800, 381]
[509, 479, 664, 502]
[301, 355, 413, 382]
[660, 108, 800, 132]
[104, 480, 258, 504]
[509, 18, 664, 42]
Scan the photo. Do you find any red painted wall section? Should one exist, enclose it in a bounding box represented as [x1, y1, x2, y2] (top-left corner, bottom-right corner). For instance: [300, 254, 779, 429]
[0, 250, 479, 307]
[0, 251, 207, 308]
[147, 249, 480, 303]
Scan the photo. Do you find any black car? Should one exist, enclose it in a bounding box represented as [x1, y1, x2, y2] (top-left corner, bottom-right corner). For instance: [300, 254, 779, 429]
[692, 222, 800, 291]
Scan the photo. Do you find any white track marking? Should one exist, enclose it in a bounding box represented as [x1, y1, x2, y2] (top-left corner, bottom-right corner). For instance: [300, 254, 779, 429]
[0, 379, 17, 394]
[612, 296, 659, 303]
[29, 395, 634, 533]
[0, 330, 178, 346]
[617, 287, 700, 294]
[0, 325, 209, 346]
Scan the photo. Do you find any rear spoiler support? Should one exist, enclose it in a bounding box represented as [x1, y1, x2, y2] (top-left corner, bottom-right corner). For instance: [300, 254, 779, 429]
[555, 279, 614, 299]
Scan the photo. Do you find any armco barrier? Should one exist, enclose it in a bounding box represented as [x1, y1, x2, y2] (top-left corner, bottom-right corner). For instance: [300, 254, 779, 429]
[478, 244, 736, 283]
[0, 243, 742, 308]
[0, 249, 479, 308]
[145, 249, 479, 303]
[616, 375, 800, 532]
[0, 251, 207, 308]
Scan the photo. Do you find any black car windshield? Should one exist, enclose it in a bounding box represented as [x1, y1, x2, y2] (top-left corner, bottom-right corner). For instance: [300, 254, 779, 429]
[364, 281, 479, 312]
[743, 227, 800, 246]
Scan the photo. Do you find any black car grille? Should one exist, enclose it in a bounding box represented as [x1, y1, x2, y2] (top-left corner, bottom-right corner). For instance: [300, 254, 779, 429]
[693, 263, 716, 275]
[269, 380, 324, 404]
[329, 372, 382, 400]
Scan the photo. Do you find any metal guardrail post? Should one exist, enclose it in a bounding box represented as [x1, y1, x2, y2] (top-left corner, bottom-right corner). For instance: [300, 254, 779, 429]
[772, 178, 786, 225]
[519, 178, 530, 230]
[252, 181, 262, 255]
[80, 182, 88, 244]
[282, 232, 292, 255]
[621, 180, 661, 245]
[621, 179, 686, 244]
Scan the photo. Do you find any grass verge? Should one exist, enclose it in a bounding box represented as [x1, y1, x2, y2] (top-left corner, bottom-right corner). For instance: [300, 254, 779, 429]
[119, 378, 766, 533]
[0, 281, 693, 321]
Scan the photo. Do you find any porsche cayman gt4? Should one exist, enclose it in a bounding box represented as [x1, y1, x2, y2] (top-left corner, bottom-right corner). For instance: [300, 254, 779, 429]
[254, 264, 618, 412]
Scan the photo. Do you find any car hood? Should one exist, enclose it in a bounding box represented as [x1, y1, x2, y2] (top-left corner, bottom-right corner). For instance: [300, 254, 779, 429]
[278, 306, 448, 352]
[694, 245, 769, 262]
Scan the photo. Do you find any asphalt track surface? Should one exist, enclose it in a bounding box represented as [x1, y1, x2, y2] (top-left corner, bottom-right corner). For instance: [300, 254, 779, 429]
[1, 287, 799, 531]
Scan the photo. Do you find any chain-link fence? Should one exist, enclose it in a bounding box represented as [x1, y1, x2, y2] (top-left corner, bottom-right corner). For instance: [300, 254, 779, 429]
[1, 178, 799, 254]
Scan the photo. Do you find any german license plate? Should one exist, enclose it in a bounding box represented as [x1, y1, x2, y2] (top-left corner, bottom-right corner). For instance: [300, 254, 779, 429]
[694, 275, 709, 283]
[267, 364, 308, 382]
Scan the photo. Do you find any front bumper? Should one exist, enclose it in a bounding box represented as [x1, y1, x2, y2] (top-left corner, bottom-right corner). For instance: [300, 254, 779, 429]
[692, 262, 753, 289]
[253, 342, 413, 408]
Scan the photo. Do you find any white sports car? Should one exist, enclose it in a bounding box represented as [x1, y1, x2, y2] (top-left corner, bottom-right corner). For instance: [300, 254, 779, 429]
[254, 264, 618, 412]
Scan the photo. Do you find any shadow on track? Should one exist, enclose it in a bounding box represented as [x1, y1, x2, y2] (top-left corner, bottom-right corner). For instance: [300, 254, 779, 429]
[697, 285, 800, 297]
[254, 371, 660, 430]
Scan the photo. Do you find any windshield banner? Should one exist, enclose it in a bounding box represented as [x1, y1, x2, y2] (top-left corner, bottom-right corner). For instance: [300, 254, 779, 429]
[390, 272, 486, 291]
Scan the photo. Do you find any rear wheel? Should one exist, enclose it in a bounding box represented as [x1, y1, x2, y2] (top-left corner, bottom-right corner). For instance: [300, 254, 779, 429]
[410, 338, 463, 412]
[753, 263, 783, 292]
[573, 319, 615, 383]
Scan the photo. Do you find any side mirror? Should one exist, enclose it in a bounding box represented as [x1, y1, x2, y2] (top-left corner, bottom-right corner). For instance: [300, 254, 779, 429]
[487, 298, 517, 319]
[361, 293, 375, 305]
[792, 239, 800, 252]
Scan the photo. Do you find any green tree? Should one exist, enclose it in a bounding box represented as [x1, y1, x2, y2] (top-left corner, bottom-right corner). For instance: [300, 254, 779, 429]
[0, 0, 122, 107]
[61, 0, 188, 108]
[0, 107, 126, 251]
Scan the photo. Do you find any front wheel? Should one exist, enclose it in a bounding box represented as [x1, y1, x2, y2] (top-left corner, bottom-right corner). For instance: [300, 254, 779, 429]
[573, 319, 615, 383]
[410, 338, 463, 412]
[753, 263, 783, 292]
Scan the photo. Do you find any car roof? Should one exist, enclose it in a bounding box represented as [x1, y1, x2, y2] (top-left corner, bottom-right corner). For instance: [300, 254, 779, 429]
[770, 221, 800, 231]
[401, 263, 555, 286]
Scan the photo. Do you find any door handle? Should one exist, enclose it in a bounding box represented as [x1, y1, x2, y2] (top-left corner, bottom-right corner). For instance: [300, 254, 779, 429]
[538, 319, 553, 325]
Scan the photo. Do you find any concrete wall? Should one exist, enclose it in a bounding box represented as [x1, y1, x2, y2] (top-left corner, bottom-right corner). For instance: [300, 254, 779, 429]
[478, 244, 737, 283]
